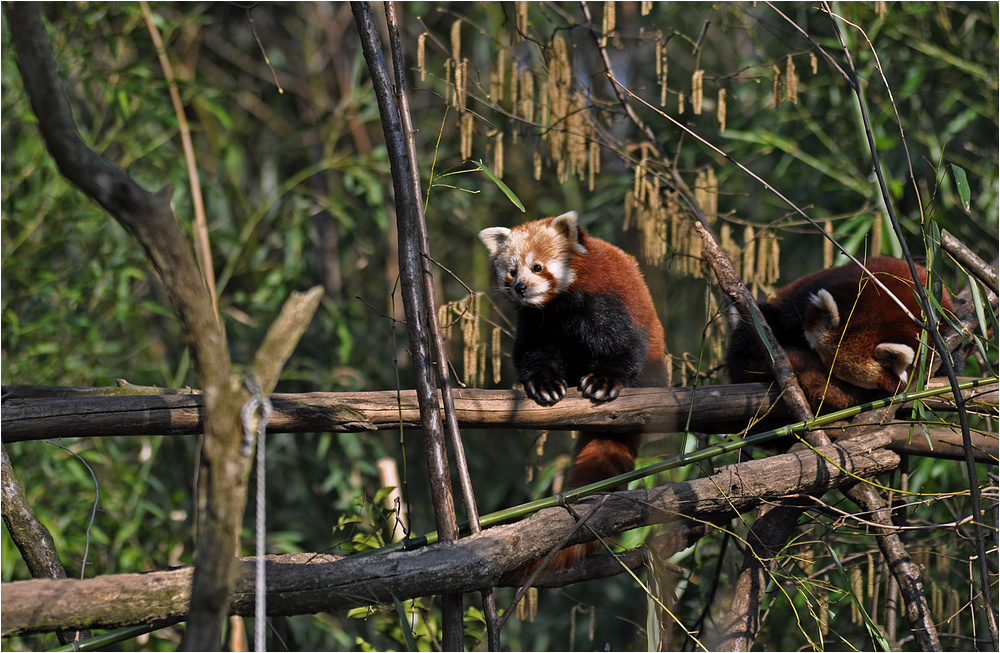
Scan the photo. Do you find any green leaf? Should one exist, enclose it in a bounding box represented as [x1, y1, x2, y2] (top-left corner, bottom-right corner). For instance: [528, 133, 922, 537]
[472, 160, 525, 212]
[824, 543, 892, 652]
[748, 304, 775, 364]
[393, 596, 419, 652]
[950, 164, 971, 213]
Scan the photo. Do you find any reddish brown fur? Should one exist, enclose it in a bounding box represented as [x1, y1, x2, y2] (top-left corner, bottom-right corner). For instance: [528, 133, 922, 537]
[567, 227, 667, 369]
[727, 257, 954, 412]
[484, 213, 666, 584]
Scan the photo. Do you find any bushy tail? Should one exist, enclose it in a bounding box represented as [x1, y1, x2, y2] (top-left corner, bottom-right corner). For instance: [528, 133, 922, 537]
[501, 432, 641, 585]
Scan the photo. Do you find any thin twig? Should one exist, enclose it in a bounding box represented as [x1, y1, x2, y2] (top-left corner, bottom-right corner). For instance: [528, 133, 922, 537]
[498, 496, 609, 630]
[822, 5, 994, 647]
[139, 1, 218, 318]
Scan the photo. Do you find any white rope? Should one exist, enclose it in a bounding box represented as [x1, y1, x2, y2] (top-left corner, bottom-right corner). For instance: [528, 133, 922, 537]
[241, 374, 272, 652]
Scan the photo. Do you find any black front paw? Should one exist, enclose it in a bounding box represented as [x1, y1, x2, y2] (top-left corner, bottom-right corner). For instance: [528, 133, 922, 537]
[579, 373, 623, 402]
[524, 372, 568, 405]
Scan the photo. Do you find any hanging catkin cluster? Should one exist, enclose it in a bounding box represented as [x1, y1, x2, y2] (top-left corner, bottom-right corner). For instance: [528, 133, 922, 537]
[771, 55, 801, 107]
[447, 21, 475, 160]
[730, 223, 781, 298]
[541, 35, 599, 187]
[624, 142, 676, 267]
[438, 292, 489, 388]
[655, 32, 669, 107]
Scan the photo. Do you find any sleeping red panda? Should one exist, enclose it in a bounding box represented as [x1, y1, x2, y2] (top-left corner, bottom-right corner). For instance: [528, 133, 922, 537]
[478, 211, 668, 578]
[725, 257, 954, 412]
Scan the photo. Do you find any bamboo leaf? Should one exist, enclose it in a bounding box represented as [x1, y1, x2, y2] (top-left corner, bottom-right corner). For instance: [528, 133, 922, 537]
[950, 164, 971, 213]
[472, 160, 525, 212]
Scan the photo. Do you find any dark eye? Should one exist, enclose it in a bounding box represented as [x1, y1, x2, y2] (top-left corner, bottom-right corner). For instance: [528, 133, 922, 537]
[531, 263, 543, 273]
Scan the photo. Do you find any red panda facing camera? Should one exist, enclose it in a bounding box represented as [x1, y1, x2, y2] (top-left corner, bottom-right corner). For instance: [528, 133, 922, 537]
[478, 211, 668, 406]
[478, 211, 668, 578]
[726, 257, 954, 412]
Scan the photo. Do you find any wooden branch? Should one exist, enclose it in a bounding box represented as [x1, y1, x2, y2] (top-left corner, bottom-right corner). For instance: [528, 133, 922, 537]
[184, 287, 323, 650]
[351, 3, 466, 647]
[3, 383, 996, 462]
[1, 434, 899, 637]
[941, 231, 999, 294]
[1, 445, 91, 645]
[3, 6, 326, 648]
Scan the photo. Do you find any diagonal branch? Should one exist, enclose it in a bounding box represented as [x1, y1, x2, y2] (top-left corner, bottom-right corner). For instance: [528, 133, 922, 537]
[2, 434, 900, 637]
[821, 5, 992, 647]
[4, 5, 325, 649]
[350, 2, 466, 648]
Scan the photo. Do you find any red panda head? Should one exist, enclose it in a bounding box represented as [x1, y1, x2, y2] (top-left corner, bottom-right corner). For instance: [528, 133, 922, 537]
[478, 211, 586, 308]
[803, 284, 920, 394]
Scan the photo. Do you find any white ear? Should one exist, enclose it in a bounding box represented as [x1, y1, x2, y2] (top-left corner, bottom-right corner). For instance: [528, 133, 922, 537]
[875, 343, 915, 383]
[804, 289, 840, 349]
[549, 211, 586, 253]
[478, 227, 510, 258]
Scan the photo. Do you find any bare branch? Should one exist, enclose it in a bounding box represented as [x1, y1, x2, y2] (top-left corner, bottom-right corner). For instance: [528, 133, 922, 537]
[1, 445, 91, 645]
[1, 435, 900, 637]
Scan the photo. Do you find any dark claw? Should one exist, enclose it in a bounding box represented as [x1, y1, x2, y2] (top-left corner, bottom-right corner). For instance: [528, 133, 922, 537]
[579, 374, 623, 402]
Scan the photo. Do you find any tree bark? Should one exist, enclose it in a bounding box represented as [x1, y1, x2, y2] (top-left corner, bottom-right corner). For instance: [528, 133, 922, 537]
[1, 433, 899, 637]
[4, 5, 325, 648]
[4, 380, 995, 445]
[1, 445, 92, 645]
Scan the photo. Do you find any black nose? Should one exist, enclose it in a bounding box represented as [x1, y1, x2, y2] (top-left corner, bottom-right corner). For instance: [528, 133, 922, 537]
[514, 281, 528, 296]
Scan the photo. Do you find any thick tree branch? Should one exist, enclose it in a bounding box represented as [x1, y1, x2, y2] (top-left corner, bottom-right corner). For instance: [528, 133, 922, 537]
[3, 384, 997, 463]
[1, 434, 899, 637]
[4, 5, 325, 648]
[1, 445, 91, 645]
[941, 231, 999, 294]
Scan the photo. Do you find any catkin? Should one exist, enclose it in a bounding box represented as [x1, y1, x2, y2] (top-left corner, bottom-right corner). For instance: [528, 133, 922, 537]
[450, 19, 461, 64]
[717, 88, 727, 132]
[692, 69, 704, 115]
[850, 567, 863, 624]
[589, 140, 599, 191]
[490, 50, 505, 102]
[602, 1, 616, 47]
[785, 55, 799, 104]
[657, 36, 669, 107]
[494, 130, 504, 179]
[417, 33, 426, 82]
[460, 111, 473, 160]
[772, 64, 781, 107]
[823, 221, 834, 268]
[492, 326, 502, 384]
[871, 212, 882, 257]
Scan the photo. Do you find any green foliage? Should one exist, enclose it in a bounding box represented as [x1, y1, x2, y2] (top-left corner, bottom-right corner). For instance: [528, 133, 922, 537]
[2, 2, 996, 651]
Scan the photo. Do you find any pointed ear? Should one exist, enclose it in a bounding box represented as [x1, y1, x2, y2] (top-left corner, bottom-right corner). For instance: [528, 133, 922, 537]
[478, 227, 510, 258]
[804, 289, 840, 349]
[875, 343, 915, 384]
[549, 211, 586, 253]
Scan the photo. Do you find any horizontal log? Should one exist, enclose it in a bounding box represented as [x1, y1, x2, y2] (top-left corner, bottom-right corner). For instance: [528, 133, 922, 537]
[1, 384, 787, 440]
[2, 379, 995, 444]
[0, 433, 899, 636]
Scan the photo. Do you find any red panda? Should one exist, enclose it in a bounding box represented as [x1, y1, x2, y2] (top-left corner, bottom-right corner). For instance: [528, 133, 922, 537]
[726, 257, 954, 412]
[478, 211, 668, 578]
